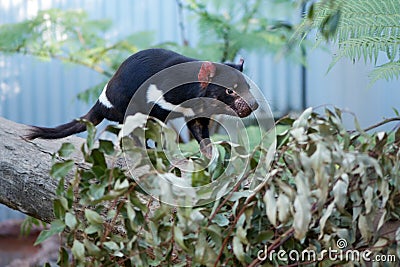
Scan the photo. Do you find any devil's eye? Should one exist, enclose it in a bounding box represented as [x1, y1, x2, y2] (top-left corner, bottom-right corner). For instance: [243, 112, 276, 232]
[226, 88, 234, 95]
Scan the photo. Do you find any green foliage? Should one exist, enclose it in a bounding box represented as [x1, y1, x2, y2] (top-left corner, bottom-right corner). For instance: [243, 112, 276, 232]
[297, 0, 400, 83]
[36, 109, 400, 266]
[172, 0, 299, 62]
[0, 8, 154, 103]
[370, 61, 400, 84]
[20, 216, 47, 237]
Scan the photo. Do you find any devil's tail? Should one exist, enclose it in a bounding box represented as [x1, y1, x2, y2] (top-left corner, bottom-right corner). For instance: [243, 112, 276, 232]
[26, 102, 104, 140]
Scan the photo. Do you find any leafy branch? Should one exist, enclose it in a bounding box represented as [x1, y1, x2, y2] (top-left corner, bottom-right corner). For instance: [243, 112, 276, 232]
[27, 107, 400, 266]
[174, 0, 298, 62]
[0, 8, 155, 103]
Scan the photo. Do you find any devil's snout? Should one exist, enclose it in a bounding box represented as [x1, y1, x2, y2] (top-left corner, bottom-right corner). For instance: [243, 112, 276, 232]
[235, 98, 258, 118]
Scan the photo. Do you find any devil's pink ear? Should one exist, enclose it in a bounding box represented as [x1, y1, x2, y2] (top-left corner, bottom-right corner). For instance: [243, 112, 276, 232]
[198, 61, 216, 89]
[238, 58, 244, 72]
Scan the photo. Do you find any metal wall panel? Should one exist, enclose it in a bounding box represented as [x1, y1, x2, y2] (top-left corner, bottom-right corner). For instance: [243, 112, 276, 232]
[307, 48, 400, 130]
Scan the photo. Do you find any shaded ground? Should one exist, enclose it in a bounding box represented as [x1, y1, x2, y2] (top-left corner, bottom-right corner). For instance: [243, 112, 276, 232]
[0, 220, 58, 267]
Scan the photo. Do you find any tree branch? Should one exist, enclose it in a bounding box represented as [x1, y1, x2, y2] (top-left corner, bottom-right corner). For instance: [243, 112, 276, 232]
[176, 0, 189, 46]
[1, 48, 114, 78]
[363, 117, 400, 132]
[0, 117, 85, 223]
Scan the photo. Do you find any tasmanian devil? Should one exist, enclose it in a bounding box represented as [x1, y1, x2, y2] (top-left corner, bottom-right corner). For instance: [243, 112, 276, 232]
[26, 48, 259, 153]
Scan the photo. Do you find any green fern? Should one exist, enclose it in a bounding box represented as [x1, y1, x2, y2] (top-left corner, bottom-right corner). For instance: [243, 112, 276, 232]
[370, 61, 400, 84]
[297, 0, 400, 83]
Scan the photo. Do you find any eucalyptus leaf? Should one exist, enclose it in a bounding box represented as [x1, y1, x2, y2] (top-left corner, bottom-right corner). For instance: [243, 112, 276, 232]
[212, 213, 230, 227]
[119, 113, 148, 139]
[99, 139, 115, 155]
[65, 212, 77, 229]
[358, 214, 372, 241]
[50, 160, 74, 178]
[174, 226, 188, 250]
[85, 209, 103, 225]
[58, 143, 75, 157]
[232, 236, 245, 263]
[263, 186, 277, 226]
[277, 193, 291, 223]
[34, 219, 65, 245]
[84, 239, 102, 256]
[104, 241, 119, 251]
[363, 186, 374, 214]
[71, 240, 85, 260]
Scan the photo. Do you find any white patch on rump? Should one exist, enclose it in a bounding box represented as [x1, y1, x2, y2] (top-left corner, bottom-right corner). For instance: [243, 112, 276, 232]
[99, 83, 114, 108]
[146, 84, 195, 117]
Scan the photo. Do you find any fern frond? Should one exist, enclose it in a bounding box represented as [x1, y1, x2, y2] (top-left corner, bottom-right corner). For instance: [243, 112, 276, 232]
[312, 0, 400, 44]
[296, 0, 400, 83]
[337, 36, 400, 64]
[369, 61, 400, 84]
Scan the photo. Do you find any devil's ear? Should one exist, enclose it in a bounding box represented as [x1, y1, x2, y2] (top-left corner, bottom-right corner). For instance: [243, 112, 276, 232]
[198, 61, 216, 89]
[224, 58, 244, 72]
[238, 58, 244, 72]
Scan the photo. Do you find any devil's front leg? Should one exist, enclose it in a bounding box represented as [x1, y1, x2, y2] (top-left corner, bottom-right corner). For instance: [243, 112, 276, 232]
[186, 117, 213, 158]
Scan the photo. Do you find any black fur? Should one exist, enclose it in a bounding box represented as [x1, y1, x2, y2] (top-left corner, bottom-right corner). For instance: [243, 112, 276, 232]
[26, 49, 258, 148]
[26, 102, 104, 139]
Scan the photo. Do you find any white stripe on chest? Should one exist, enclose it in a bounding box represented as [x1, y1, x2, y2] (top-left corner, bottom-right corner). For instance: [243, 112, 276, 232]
[99, 83, 114, 108]
[146, 84, 195, 117]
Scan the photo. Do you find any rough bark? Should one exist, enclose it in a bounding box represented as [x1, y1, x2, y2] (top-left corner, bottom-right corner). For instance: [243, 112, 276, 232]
[0, 116, 85, 223]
